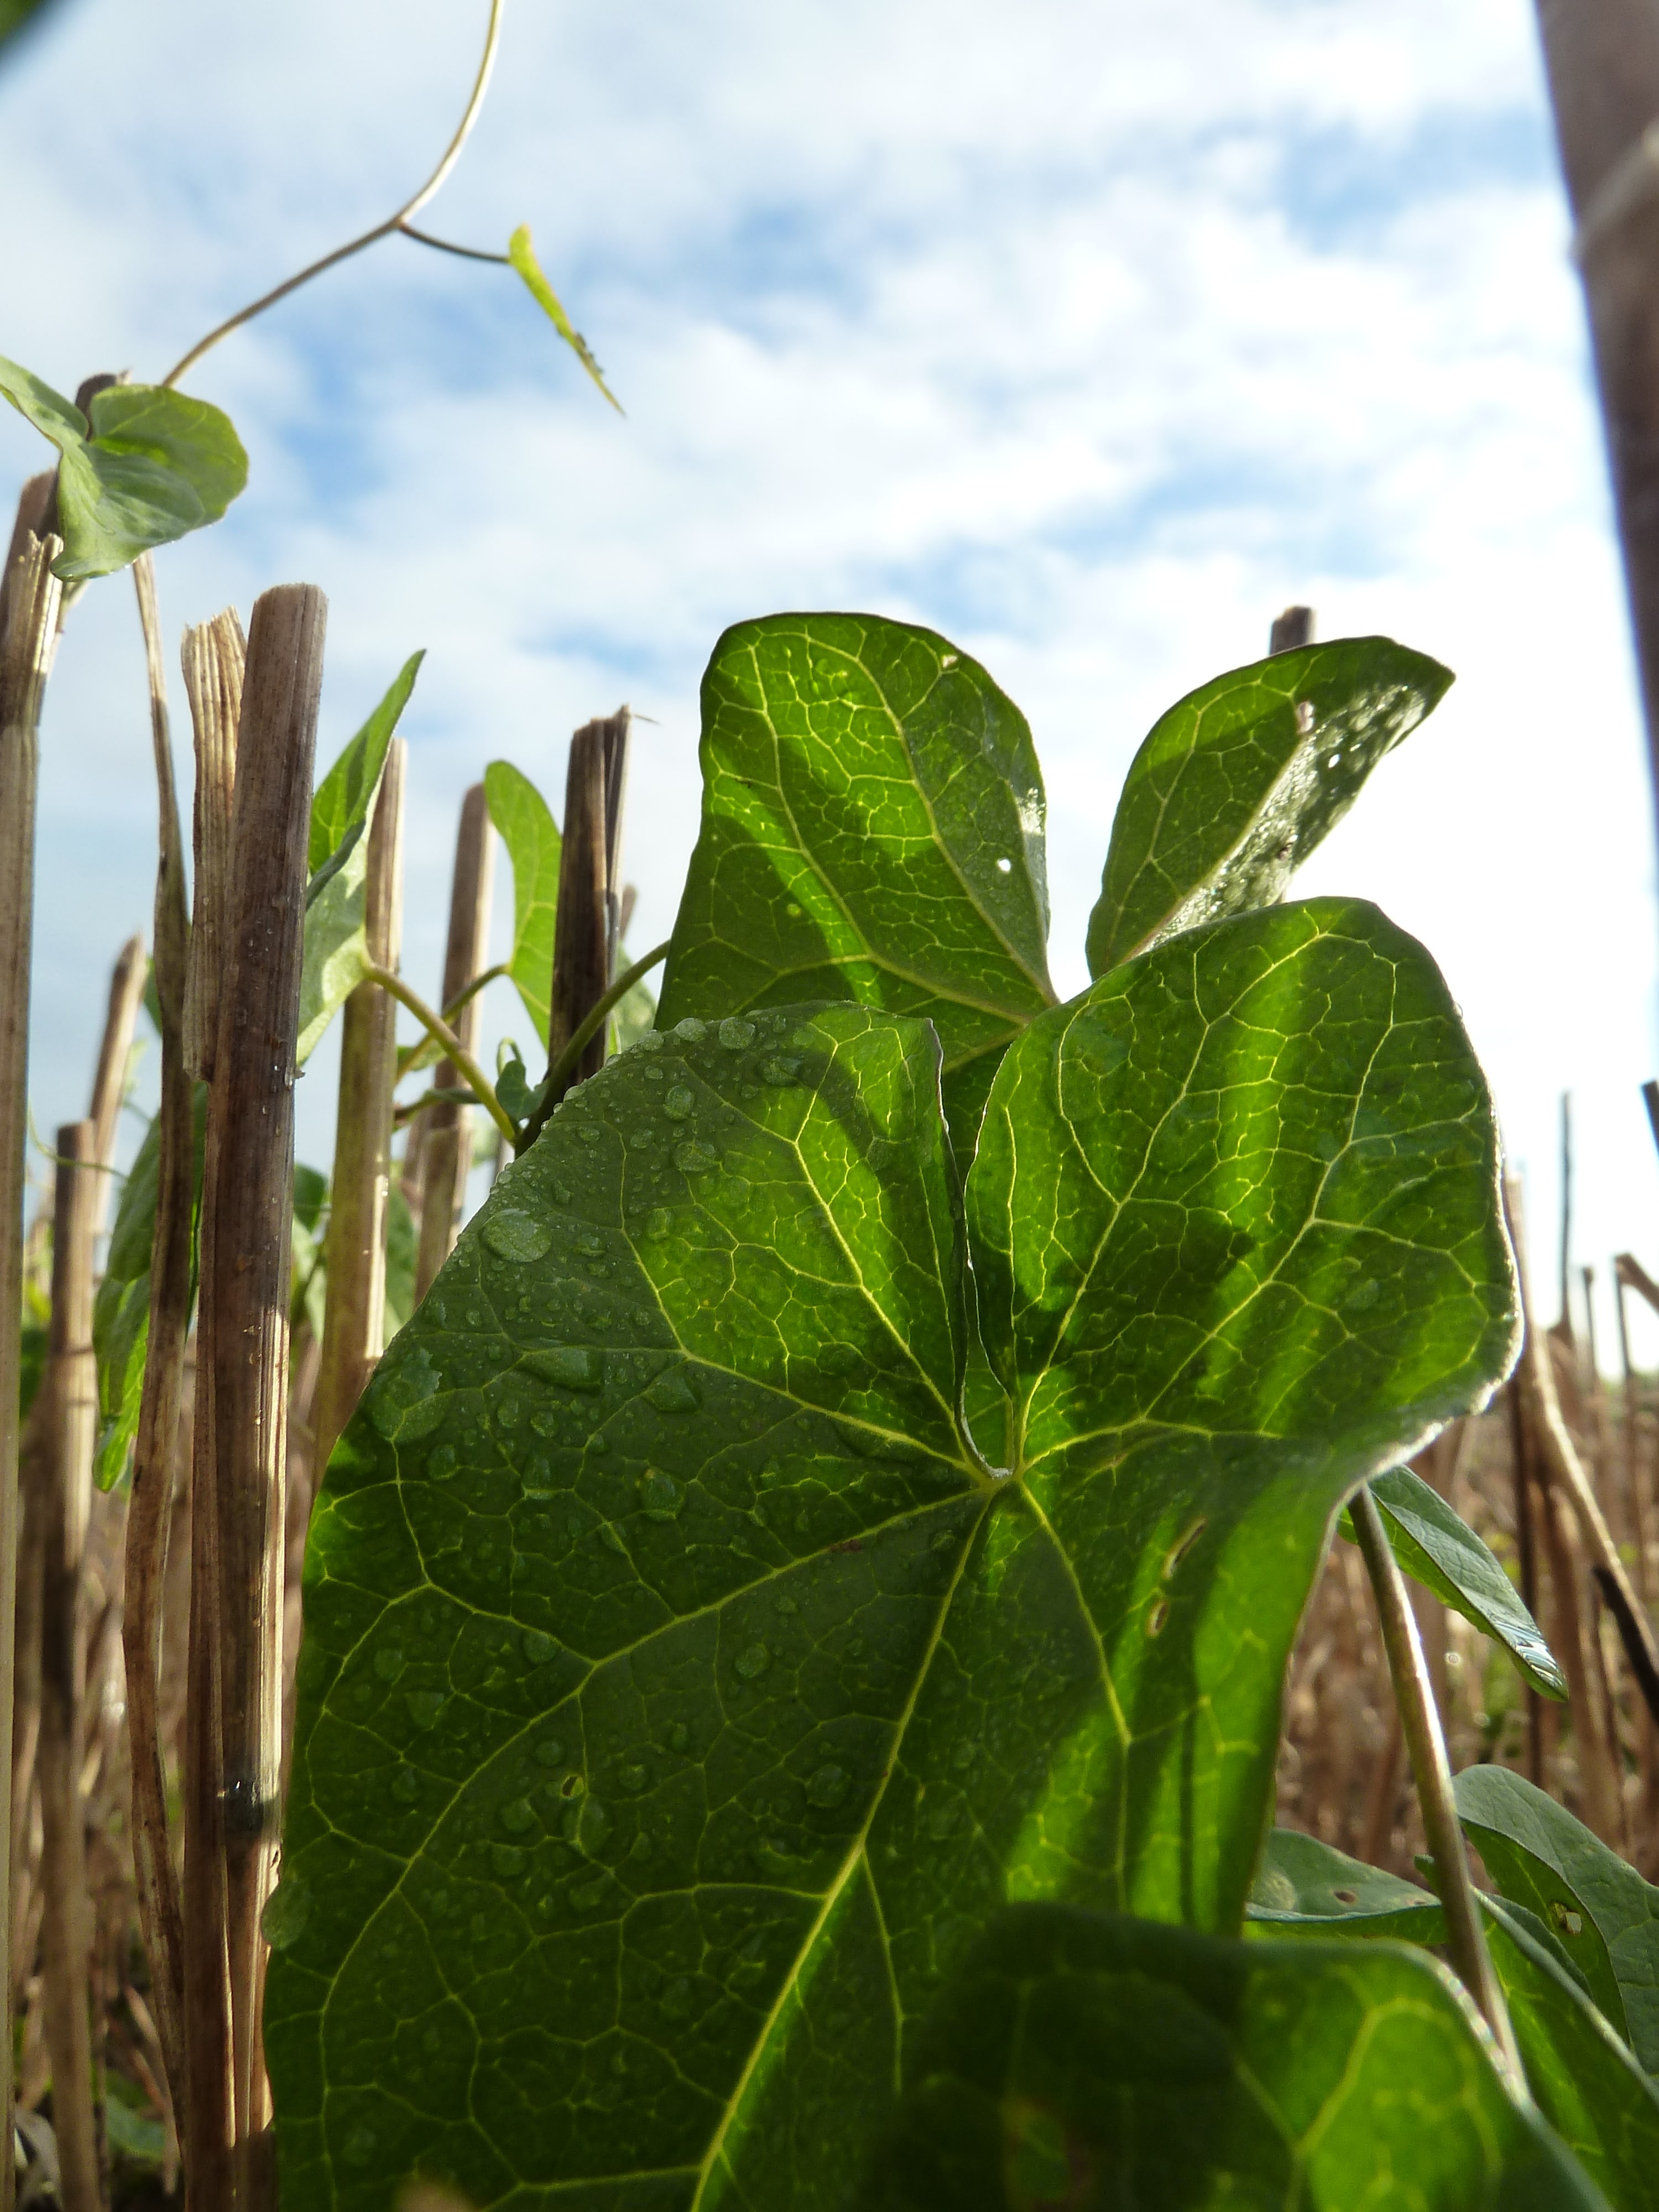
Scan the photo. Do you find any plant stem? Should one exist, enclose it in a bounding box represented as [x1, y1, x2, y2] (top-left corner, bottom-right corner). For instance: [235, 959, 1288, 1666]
[363, 964, 518, 1149]
[0, 501, 62, 2212]
[314, 740, 406, 1473]
[161, 0, 505, 388]
[397, 222, 511, 265]
[413, 782, 495, 1301]
[517, 938, 670, 1154]
[36, 1120, 101, 2212]
[186, 583, 326, 2210]
[180, 609, 246, 1082]
[1350, 1481, 1521, 2078]
[397, 963, 509, 1076]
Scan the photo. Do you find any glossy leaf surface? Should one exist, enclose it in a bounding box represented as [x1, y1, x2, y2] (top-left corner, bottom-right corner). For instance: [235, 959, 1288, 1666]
[508, 225, 623, 413]
[269, 899, 1515, 2208]
[484, 760, 562, 1048]
[658, 614, 1056, 1151]
[298, 659, 422, 1064]
[1246, 1827, 1658, 2211]
[1085, 638, 1453, 976]
[1457, 1768, 1659, 2073]
[1340, 1466, 1565, 1698]
[858, 1905, 1602, 2210]
[0, 358, 247, 579]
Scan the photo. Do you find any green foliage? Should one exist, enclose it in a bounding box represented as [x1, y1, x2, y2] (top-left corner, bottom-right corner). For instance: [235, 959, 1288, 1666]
[268, 881, 1515, 2203]
[298, 655, 423, 1064]
[1456, 1767, 1659, 2073]
[484, 759, 562, 1049]
[508, 225, 624, 413]
[857, 1905, 1602, 2210]
[1246, 1827, 1659, 2211]
[91, 1087, 206, 1489]
[0, 357, 247, 580]
[0, 0, 65, 56]
[1084, 638, 1453, 976]
[659, 614, 1057, 1153]
[1339, 1465, 1567, 1699]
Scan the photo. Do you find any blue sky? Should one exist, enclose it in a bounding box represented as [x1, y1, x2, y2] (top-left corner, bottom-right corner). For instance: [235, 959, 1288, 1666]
[3, 0, 1656, 1359]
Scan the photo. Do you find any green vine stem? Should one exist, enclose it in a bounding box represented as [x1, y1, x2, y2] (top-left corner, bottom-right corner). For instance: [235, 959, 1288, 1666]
[361, 963, 519, 1150]
[161, 0, 505, 388]
[516, 938, 671, 1153]
[1349, 1479, 1522, 2080]
[396, 961, 509, 1079]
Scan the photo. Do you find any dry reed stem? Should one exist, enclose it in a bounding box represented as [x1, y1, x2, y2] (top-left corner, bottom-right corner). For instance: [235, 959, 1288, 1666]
[37, 1121, 102, 2212]
[181, 612, 247, 1084]
[413, 781, 495, 1300]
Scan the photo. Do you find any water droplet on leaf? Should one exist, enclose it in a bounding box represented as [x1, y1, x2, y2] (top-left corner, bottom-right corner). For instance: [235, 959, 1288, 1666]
[429, 1446, 458, 1481]
[663, 1085, 695, 1121]
[499, 1798, 536, 1835]
[734, 1641, 771, 1681]
[719, 1018, 755, 1049]
[674, 1019, 708, 1042]
[637, 1469, 685, 1521]
[645, 1371, 700, 1414]
[526, 1346, 605, 1393]
[484, 1210, 552, 1264]
[806, 1763, 849, 1808]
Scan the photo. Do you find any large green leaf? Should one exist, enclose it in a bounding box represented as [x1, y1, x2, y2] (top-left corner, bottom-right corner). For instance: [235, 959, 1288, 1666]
[0, 358, 247, 581]
[269, 898, 1515, 2207]
[1339, 1466, 1567, 1699]
[1085, 638, 1453, 977]
[657, 614, 1056, 1151]
[483, 760, 562, 1048]
[857, 1905, 1603, 2210]
[1457, 1768, 1659, 2073]
[297, 657, 423, 1065]
[1246, 1828, 1659, 2211]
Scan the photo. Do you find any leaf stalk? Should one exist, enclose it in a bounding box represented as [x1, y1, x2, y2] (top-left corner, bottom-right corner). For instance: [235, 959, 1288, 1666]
[517, 937, 670, 1152]
[362, 962, 519, 1149]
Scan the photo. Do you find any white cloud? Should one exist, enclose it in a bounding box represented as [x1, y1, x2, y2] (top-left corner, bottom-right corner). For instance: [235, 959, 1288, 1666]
[3, 0, 1655, 1364]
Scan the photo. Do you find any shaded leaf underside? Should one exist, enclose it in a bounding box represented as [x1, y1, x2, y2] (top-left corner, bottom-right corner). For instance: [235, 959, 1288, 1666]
[269, 898, 1516, 2211]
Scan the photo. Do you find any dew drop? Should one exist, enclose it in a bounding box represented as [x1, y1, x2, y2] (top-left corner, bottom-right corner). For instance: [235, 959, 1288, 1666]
[645, 1208, 672, 1239]
[638, 1030, 664, 1053]
[734, 1641, 772, 1681]
[571, 1875, 608, 1912]
[926, 1803, 963, 1840]
[674, 1139, 721, 1175]
[637, 1469, 685, 1521]
[664, 1085, 695, 1121]
[522, 1629, 558, 1665]
[406, 1691, 446, 1730]
[667, 1722, 690, 1754]
[619, 1764, 649, 1794]
[674, 1019, 708, 1042]
[535, 1738, 566, 1767]
[660, 1975, 694, 2020]
[260, 1878, 312, 1950]
[429, 1445, 458, 1481]
[492, 1844, 526, 1879]
[785, 902, 802, 919]
[806, 1762, 849, 1809]
[526, 1346, 605, 1393]
[499, 1798, 536, 1835]
[580, 1797, 613, 1853]
[342, 2127, 377, 2168]
[760, 1057, 800, 1087]
[392, 1768, 419, 1803]
[995, 856, 1012, 874]
[645, 1371, 700, 1415]
[773, 1595, 797, 1616]
[485, 1210, 552, 1264]
[578, 1125, 602, 1145]
[718, 1018, 755, 1049]
[373, 1647, 404, 1682]
[951, 1740, 977, 1771]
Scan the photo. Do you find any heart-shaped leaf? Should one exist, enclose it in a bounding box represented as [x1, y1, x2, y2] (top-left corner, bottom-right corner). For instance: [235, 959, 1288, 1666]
[658, 614, 1057, 1153]
[267, 897, 1515, 2207]
[1086, 638, 1453, 976]
[856, 1905, 1602, 2210]
[1339, 1465, 1567, 1698]
[484, 760, 562, 1048]
[0, 357, 248, 580]
[1456, 1767, 1659, 2073]
[1246, 1825, 1443, 1941]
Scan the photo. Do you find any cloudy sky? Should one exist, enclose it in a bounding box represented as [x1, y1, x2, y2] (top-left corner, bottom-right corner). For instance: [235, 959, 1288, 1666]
[3, 0, 1656, 1360]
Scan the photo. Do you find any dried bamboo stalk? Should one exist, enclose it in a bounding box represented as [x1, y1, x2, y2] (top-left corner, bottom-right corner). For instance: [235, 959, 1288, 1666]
[185, 583, 325, 2210]
[0, 505, 62, 2210]
[546, 709, 629, 1105]
[181, 611, 247, 1083]
[36, 1121, 101, 2212]
[413, 782, 495, 1298]
[1614, 1269, 1658, 1814]
[89, 935, 144, 1232]
[314, 739, 406, 1473]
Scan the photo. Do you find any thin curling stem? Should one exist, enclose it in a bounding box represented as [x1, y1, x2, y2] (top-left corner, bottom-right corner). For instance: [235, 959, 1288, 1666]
[361, 963, 518, 1150]
[517, 938, 670, 1153]
[1350, 1481, 1522, 2080]
[161, 0, 505, 388]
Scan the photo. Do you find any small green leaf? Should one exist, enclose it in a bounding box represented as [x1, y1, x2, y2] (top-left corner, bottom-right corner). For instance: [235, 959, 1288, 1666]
[0, 358, 248, 581]
[508, 223, 623, 413]
[1456, 1767, 1659, 2072]
[858, 1906, 1603, 2210]
[1246, 1827, 1444, 1941]
[659, 613, 1057, 1155]
[309, 654, 424, 878]
[1248, 1829, 1656, 2210]
[298, 656, 423, 1065]
[1086, 638, 1454, 976]
[1338, 1467, 1567, 1699]
[483, 760, 561, 1048]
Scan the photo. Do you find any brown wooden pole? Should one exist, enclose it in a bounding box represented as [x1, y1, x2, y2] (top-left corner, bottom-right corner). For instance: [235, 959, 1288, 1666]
[1533, 0, 1659, 852]
[0, 498, 61, 2211]
[413, 783, 495, 1299]
[314, 739, 405, 1472]
[185, 583, 325, 2210]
